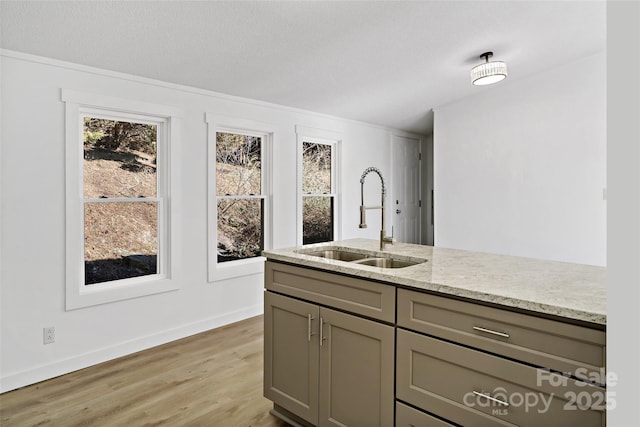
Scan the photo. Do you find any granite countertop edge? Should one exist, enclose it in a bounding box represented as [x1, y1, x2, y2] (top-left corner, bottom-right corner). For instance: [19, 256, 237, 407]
[263, 239, 606, 326]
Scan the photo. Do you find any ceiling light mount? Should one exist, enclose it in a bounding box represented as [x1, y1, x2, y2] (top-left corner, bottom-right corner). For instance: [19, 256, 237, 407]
[479, 51, 493, 62]
[471, 51, 508, 86]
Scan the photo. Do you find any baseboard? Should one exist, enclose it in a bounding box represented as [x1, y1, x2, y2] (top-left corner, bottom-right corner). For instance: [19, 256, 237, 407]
[0, 304, 263, 393]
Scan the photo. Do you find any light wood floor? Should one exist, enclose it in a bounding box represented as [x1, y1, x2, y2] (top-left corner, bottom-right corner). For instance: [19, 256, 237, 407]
[0, 315, 289, 426]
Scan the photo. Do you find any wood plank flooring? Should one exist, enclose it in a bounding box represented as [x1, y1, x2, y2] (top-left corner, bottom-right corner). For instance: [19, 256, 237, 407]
[0, 315, 288, 426]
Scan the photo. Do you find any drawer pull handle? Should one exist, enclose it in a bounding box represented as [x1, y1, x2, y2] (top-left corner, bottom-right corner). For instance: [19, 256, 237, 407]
[307, 314, 315, 342]
[473, 390, 510, 407]
[473, 325, 510, 338]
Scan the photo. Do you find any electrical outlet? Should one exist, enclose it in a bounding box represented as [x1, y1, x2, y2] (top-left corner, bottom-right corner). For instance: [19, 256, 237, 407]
[43, 327, 55, 344]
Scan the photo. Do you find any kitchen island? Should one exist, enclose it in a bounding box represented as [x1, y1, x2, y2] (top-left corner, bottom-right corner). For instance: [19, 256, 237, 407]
[262, 239, 607, 427]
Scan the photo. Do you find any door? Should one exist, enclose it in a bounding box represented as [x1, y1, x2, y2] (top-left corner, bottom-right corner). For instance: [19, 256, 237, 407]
[318, 307, 395, 427]
[392, 135, 421, 243]
[264, 292, 319, 424]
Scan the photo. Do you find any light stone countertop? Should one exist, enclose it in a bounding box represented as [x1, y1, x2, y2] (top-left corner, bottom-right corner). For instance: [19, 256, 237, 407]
[263, 238, 606, 326]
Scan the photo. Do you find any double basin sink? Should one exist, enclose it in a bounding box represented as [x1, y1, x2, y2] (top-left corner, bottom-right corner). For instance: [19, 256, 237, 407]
[297, 248, 426, 269]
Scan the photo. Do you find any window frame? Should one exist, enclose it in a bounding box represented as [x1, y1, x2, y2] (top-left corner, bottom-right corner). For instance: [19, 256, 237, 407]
[206, 114, 273, 282]
[295, 125, 342, 246]
[63, 89, 182, 310]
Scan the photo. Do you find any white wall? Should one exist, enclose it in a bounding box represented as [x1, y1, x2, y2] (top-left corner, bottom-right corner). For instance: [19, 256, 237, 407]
[0, 51, 410, 392]
[433, 51, 606, 266]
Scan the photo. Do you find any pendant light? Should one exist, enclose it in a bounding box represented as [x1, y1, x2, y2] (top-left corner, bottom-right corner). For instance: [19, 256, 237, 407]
[470, 51, 508, 85]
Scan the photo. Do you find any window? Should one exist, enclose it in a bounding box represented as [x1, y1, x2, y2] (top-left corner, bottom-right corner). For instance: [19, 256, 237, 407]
[302, 141, 334, 244]
[207, 115, 272, 282]
[296, 126, 341, 245]
[63, 90, 181, 309]
[83, 115, 162, 285]
[216, 132, 264, 262]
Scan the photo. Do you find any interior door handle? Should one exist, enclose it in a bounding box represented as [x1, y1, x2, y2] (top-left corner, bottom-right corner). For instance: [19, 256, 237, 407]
[396, 209, 401, 214]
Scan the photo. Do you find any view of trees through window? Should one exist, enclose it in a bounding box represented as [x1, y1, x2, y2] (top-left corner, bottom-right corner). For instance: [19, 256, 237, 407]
[83, 117, 159, 285]
[302, 141, 334, 244]
[216, 132, 264, 262]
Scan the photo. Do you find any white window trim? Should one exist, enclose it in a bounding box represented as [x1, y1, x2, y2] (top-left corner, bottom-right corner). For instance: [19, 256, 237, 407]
[295, 125, 342, 246]
[206, 114, 273, 282]
[62, 89, 182, 310]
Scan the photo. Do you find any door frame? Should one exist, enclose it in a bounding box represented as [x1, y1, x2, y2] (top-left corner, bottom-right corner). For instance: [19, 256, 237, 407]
[391, 132, 423, 244]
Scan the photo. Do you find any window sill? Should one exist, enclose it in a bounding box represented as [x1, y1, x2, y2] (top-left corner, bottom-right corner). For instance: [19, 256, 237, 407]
[209, 256, 266, 282]
[66, 275, 179, 310]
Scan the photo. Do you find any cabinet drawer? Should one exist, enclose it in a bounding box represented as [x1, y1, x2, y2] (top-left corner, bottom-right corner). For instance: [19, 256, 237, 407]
[265, 261, 395, 322]
[397, 289, 605, 383]
[397, 329, 606, 427]
[396, 401, 456, 427]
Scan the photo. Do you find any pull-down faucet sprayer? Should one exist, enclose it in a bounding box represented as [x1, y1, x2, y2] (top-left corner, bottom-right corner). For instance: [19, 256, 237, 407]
[359, 167, 394, 251]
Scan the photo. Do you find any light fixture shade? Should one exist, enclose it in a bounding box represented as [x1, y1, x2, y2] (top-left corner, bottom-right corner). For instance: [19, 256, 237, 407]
[470, 53, 508, 85]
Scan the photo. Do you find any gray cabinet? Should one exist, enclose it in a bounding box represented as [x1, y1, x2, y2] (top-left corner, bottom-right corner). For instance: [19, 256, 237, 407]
[264, 262, 395, 427]
[319, 305, 394, 426]
[265, 261, 395, 323]
[264, 260, 607, 426]
[397, 289, 606, 383]
[396, 289, 607, 427]
[264, 291, 319, 424]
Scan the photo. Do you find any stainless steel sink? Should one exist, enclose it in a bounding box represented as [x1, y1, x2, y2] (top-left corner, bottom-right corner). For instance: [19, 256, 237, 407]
[351, 257, 422, 269]
[302, 249, 370, 262]
[299, 248, 426, 269]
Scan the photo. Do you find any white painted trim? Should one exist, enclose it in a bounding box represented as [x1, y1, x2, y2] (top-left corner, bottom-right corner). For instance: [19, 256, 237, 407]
[63, 90, 182, 309]
[295, 124, 343, 141]
[65, 101, 83, 303]
[205, 113, 277, 134]
[206, 115, 274, 282]
[62, 89, 182, 117]
[2, 49, 419, 136]
[211, 257, 266, 282]
[0, 304, 263, 393]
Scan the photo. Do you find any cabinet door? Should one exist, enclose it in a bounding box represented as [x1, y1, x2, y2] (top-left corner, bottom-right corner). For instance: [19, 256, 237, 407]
[319, 307, 394, 427]
[264, 292, 319, 424]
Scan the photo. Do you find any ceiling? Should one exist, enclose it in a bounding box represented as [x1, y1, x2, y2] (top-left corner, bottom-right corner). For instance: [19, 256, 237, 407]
[0, 1, 606, 135]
